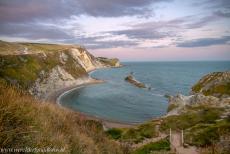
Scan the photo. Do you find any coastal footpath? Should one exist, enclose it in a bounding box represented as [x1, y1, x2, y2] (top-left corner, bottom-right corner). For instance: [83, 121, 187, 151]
[0, 40, 121, 100]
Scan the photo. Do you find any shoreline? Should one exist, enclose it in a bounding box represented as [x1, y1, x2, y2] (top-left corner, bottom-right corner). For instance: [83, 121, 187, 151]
[47, 68, 137, 129]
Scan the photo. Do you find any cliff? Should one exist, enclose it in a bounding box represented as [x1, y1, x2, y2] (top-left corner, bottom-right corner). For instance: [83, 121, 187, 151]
[167, 71, 230, 116]
[191, 71, 230, 98]
[0, 40, 121, 99]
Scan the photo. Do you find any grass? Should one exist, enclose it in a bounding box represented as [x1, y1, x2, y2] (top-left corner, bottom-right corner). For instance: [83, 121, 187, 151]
[97, 57, 119, 66]
[106, 122, 158, 143]
[132, 138, 170, 154]
[167, 104, 179, 112]
[0, 50, 87, 89]
[185, 118, 230, 147]
[160, 105, 223, 132]
[0, 80, 122, 153]
[191, 72, 230, 97]
[106, 128, 123, 140]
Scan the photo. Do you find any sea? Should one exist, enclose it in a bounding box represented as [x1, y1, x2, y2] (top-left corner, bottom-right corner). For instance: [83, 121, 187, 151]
[59, 61, 230, 124]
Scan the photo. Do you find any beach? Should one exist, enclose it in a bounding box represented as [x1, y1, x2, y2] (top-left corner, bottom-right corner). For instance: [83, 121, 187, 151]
[46, 76, 136, 129]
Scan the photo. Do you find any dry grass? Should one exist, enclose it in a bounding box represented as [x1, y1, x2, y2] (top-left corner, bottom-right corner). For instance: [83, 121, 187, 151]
[0, 80, 122, 153]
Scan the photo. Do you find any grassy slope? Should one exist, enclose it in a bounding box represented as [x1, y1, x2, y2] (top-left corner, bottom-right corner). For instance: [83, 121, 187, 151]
[192, 72, 230, 97]
[0, 45, 87, 89]
[106, 122, 158, 144]
[0, 81, 122, 153]
[0, 41, 77, 55]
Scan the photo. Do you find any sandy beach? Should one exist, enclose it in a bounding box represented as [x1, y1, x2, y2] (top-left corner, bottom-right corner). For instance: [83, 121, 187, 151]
[46, 77, 136, 129]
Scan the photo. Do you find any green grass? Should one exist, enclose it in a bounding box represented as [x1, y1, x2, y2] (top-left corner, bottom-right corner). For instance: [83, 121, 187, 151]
[106, 122, 158, 143]
[191, 72, 230, 97]
[160, 105, 223, 132]
[132, 138, 170, 154]
[106, 128, 123, 139]
[0, 50, 87, 89]
[185, 118, 230, 147]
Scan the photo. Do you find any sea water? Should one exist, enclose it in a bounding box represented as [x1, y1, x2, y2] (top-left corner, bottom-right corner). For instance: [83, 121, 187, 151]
[59, 61, 230, 124]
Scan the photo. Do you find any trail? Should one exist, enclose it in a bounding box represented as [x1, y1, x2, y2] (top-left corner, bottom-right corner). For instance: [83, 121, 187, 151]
[171, 132, 198, 154]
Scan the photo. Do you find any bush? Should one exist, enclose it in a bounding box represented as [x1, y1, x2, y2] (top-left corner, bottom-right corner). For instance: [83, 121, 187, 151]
[106, 128, 123, 139]
[160, 106, 222, 132]
[132, 138, 170, 154]
[185, 119, 230, 147]
[121, 122, 157, 143]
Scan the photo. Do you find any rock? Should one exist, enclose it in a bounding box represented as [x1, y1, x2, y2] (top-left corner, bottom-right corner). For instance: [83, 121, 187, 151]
[166, 71, 230, 116]
[125, 75, 146, 88]
[191, 71, 230, 98]
[166, 93, 230, 116]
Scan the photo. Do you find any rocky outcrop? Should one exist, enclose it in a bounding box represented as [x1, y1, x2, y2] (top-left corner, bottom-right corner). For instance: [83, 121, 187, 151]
[166, 71, 230, 116]
[0, 40, 121, 100]
[166, 94, 230, 116]
[125, 75, 146, 88]
[191, 71, 230, 98]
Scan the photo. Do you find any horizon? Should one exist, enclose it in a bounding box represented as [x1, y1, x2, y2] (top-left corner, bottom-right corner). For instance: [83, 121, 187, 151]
[0, 0, 230, 61]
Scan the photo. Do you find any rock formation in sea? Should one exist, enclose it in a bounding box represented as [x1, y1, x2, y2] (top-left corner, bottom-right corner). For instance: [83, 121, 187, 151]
[125, 74, 146, 88]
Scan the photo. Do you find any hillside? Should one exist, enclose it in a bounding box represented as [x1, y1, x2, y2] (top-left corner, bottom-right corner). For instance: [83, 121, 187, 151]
[0, 80, 122, 153]
[191, 71, 230, 98]
[0, 40, 121, 99]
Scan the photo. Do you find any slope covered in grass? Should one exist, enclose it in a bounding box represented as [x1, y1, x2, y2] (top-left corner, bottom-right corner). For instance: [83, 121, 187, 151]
[0, 80, 122, 153]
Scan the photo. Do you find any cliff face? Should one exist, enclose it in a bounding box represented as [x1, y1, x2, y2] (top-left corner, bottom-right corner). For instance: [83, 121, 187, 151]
[166, 71, 230, 116]
[191, 71, 230, 98]
[0, 40, 121, 99]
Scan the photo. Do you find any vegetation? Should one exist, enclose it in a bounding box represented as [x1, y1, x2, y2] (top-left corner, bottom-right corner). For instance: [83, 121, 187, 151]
[97, 57, 120, 66]
[132, 138, 170, 154]
[0, 81, 122, 153]
[160, 105, 223, 132]
[185, 118, 230, 147]
[107, 122, 158, 143]
[0, 50, 87, 89]
[167, 104, 179, 112]
[192, 72, 230, 97]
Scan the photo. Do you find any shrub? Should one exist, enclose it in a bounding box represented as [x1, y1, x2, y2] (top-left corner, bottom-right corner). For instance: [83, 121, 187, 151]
[132, 138, 170, 154]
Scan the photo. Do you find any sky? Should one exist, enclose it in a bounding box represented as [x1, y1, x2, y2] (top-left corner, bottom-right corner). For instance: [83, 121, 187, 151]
[0, 0, 230, 61]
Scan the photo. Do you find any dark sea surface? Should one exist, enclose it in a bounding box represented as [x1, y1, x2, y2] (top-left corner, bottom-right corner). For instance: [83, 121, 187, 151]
[59, 61, 230, 124]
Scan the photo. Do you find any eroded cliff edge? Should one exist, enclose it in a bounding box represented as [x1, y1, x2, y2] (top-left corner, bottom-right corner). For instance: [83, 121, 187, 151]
[167, 71, 230, 116]
[0, 40, 121, 100]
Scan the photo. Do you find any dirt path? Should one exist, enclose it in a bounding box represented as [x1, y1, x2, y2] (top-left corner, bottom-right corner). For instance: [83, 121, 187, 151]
[171, 132, 199, 154]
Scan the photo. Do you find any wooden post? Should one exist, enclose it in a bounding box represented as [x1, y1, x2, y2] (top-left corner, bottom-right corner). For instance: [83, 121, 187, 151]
[181, 129, 184, 146]
[170, 128, 172, 142]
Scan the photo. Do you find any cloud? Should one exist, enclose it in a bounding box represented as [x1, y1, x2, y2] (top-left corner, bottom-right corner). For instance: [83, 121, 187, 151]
[177, 36, 230, 47]
[192, 0, 230, 9]
[214, 10, 230, 18]
[76, 0, 172, 17]
[0, 0, 173, 24]
[0, 23, 73, 40]
[109, 29, 173, 40]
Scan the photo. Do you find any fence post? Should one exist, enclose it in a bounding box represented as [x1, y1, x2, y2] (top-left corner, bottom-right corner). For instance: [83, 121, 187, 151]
[170, 128, 172, 142]
[181, 129, 184, 146]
